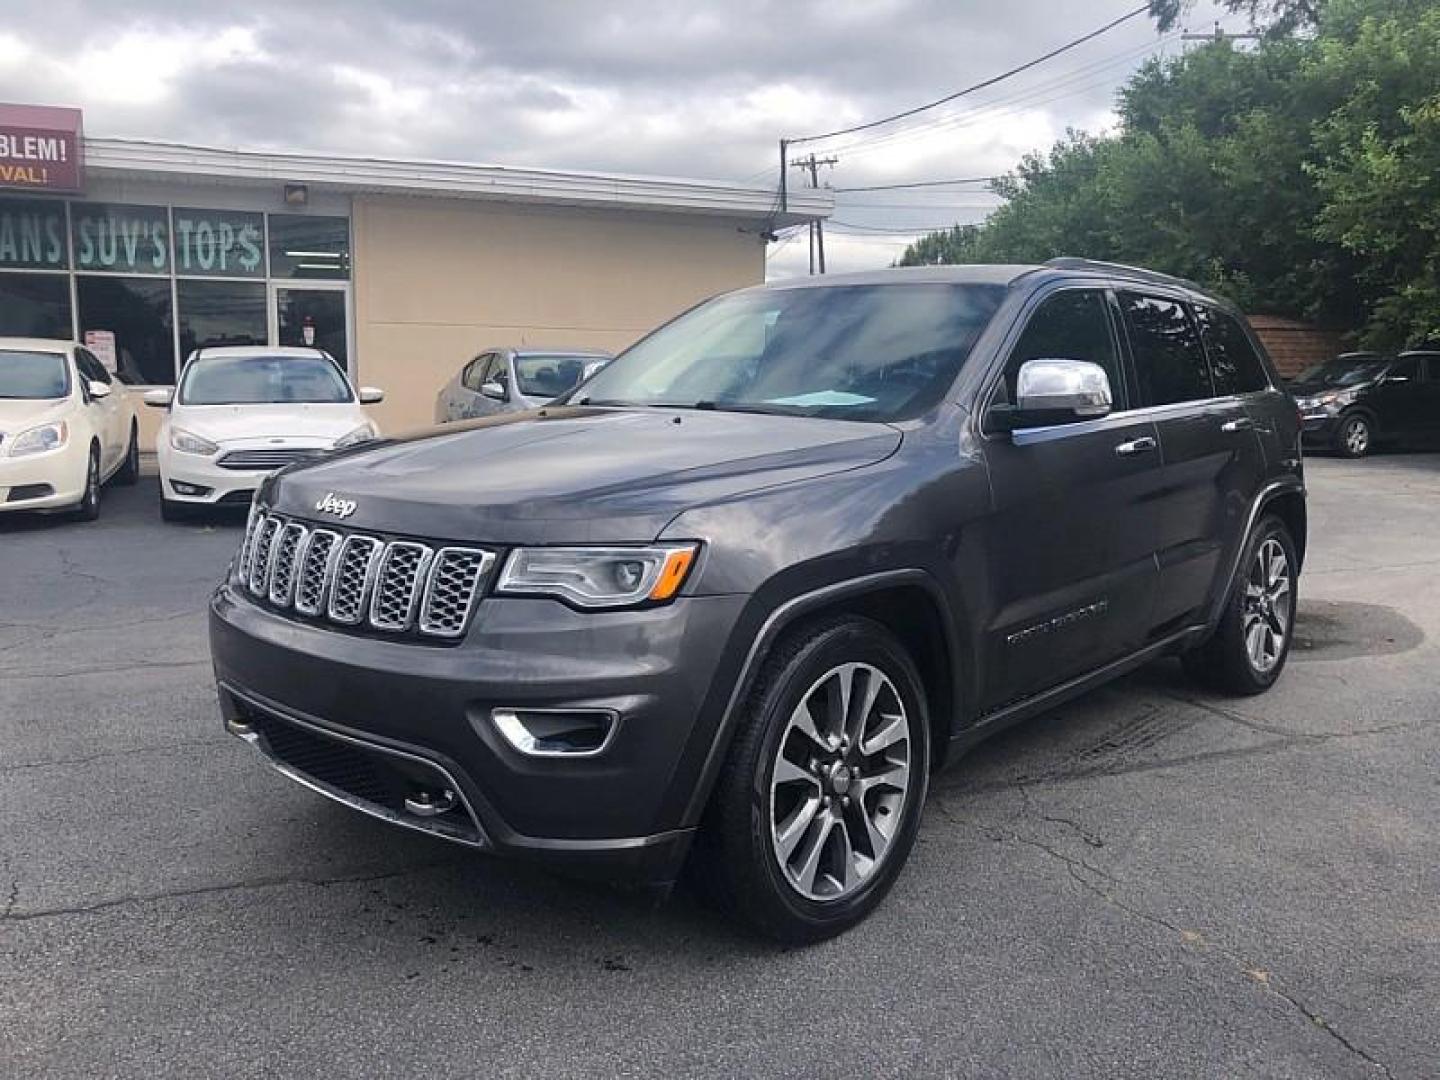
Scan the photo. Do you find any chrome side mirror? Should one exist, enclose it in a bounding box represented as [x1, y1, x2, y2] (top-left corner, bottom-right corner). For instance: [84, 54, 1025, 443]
[481, 380, 507, 401]
[87, 380, 112, 399]
[990, 357, 1113, 432]
[143, 388, 174, 408]
[358, 386, 385, 404]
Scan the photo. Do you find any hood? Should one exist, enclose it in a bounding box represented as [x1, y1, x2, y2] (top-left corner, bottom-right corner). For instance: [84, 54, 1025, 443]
[171, 402, 366, 446]
[266, 406, 901, 544]
[0, 397, 70, 436]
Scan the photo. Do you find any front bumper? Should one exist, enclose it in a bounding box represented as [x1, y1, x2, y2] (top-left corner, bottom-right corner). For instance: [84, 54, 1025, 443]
[209, 583, 749, 883]
[1300, 412, 1340, 440]
[159, 444, 329, 505]
[0, 441, 87, 512]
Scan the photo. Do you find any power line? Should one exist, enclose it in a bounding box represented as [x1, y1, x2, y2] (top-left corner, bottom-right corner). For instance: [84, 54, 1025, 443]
[829, 220, 978, 233]
[834, 176, 999, 193]
[788, 3, 1150, 146]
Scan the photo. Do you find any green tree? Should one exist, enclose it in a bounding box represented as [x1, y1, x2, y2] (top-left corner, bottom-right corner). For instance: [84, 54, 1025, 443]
[901, 0, 1440, 346]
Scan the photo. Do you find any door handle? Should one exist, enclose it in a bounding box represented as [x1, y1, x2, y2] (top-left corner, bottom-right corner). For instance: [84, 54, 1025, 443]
[1220, 417, 1254, 433]
[1114, 436, 1157, 457]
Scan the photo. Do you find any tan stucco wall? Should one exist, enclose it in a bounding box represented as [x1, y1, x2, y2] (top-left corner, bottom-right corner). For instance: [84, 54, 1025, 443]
[350, 195, 766, 433]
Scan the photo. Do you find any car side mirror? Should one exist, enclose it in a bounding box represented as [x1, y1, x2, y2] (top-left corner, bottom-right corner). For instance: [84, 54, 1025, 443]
[143, 388, 174, 408]
[481, 380, 507, 401]
[87, 380, 112, 399]
[990, 357, 1113, 432]
[358, 386, 384, 404]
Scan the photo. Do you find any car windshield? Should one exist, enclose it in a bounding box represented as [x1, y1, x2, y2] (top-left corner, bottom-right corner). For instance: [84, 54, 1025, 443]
[180, 354, 353, 405]
[514, 354, 605, 399]
[0, 349, 70, 400]
[1294, 356, 1390, 388]
[570, 282, 1007, 422]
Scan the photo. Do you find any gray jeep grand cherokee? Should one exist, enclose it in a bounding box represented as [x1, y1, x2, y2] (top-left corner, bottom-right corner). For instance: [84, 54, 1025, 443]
[210, 259, 1305, 942]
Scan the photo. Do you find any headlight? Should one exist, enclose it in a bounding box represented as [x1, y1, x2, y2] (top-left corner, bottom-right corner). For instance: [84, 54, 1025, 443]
[497, 544, 698, 608]
[169, 427, 219, 455]
[7, 420, 68, 456]
[333, 422, 378, 449]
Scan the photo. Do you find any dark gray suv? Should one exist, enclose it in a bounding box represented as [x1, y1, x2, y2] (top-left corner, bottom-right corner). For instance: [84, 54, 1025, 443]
[210, 259, 1305, 942]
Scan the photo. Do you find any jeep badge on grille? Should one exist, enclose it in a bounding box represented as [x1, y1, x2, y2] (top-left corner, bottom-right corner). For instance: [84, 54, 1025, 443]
[315, 492, 358, 519]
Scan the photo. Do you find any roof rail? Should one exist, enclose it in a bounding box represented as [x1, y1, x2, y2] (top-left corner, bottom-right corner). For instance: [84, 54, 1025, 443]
[1043, 257, 1205, 294]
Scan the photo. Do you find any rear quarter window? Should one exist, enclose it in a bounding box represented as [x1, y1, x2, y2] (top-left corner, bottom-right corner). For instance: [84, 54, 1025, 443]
[1196, 306, 1269, 394]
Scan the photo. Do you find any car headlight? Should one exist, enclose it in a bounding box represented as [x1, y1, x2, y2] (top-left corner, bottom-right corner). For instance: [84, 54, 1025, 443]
[7, 420, 68, 457]
[333, 422, 378, 449]
[497, 544, 698, 608]
[169, 427, 219, 456]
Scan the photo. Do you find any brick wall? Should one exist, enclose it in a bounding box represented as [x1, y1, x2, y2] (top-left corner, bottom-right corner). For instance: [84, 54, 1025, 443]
[1247, 314, 1351, 379]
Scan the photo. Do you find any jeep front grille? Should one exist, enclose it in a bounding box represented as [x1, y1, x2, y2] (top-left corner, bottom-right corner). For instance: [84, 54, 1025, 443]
[237, 510, 495, 639]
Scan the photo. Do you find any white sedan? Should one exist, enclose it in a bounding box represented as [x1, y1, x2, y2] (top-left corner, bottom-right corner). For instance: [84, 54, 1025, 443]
[0, 337, 139, 521]
[147, 346, 382, 521]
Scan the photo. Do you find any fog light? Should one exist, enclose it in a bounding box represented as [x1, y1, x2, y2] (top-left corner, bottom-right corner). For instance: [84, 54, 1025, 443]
[171, 481, 212, 497]
[491, 708, 617, 757]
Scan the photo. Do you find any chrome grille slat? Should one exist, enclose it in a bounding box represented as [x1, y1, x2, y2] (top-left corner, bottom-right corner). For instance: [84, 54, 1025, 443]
[294, 529, 341, 616]
[369, 542, 434, 631]
[327, 536, 384, 625]
[248, 516, 283, 596]
[218, 448, 328, 471]
[267, 523, 308, 606]
[420, 548, 495, 638]
[230, 513, 494, 639]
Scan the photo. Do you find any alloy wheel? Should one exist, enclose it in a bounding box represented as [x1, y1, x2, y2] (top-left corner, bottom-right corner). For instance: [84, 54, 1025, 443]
[768, 662, 912, 902]
[1241, 538, 1292, 674]
[1344, 417, 1369, 456]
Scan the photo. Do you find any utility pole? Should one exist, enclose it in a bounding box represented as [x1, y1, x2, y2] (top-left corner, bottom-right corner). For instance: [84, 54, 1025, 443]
[791, 153, 837, 274]
[1180, 22, 1261, 44]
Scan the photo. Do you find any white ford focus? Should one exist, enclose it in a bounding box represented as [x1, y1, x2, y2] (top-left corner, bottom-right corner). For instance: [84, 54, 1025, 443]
[148, 346, 382, 521]
[0, 337, 139, 521]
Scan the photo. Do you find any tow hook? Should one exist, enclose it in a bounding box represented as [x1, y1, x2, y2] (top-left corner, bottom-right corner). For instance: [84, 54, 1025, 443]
[404, 789, 458, 817]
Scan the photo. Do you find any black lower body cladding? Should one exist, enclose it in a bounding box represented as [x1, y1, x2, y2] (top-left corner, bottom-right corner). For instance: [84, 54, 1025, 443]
[208, 583, 748, 883]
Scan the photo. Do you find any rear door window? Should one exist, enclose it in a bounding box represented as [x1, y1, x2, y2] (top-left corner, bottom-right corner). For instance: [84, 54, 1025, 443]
[1119, 292, 1213, 406]
[1195, 306, 1268, 395]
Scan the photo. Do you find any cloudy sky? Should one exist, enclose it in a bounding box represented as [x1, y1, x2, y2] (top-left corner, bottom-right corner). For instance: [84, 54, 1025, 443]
[0, 0, 1228, 277]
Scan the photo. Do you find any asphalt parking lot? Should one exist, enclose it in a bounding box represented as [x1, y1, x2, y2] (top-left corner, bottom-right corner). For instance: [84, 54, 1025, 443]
[1, 454, 1436, 1079]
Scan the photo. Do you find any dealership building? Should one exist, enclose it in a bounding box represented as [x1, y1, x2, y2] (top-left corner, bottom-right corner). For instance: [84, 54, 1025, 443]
[0, 103, 830, 443]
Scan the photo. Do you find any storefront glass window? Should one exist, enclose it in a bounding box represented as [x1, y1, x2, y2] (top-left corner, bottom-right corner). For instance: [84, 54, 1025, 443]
[268, 215, 350, 280]
[276, 288, 348, 369]
[77, 276, 174, 385]
[177, 280, 267, 357]
[0, 273, 71, 338]
[0, 197, 68, 270]
[173, 208, 266, 278]
[71, 202, 170, 275]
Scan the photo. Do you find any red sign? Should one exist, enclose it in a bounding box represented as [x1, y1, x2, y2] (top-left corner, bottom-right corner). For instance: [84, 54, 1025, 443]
[0, 104, 83, 193]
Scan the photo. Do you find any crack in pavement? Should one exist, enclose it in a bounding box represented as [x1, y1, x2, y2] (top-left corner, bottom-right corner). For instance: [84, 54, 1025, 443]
[931, 791, 1396, 1078]
[0, 738, 220, 775]
[0, 659, 209, 680]
[1161, 691, 1434, 743]
[0, 860, 465, 924]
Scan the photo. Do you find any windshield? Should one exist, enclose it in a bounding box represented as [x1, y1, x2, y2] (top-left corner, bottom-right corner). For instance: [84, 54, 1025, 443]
[514, 354, 604, 399]
[179, 354, 353, 405]
[1294, 356, 1389, 388]
[0, 349, 70, 400]
[571, 283, 1006, 422]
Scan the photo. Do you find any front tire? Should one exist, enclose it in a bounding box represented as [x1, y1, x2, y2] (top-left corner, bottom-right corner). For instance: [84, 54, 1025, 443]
[692, 615, 931, 944]
[1183, 514, 1298, 695]
[70, 445, 101, 522]
[1333, 412, 1372, 458]
[114, 424, 140, 485]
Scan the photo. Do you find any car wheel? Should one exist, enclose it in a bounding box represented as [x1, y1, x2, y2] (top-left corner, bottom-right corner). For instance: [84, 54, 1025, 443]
[1183, 514, 1298, 695]
[692, 615, 930, 944]
[71, 445, 101, 522]
[1333, 413, 1372, 458]
[115, 424, 140, 486]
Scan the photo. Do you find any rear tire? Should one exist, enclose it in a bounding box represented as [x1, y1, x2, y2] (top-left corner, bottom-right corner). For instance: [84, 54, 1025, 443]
[1183, 514, 1297, 695]
[691, 615, 931, 944]
[114, 424, 140, 485]
[70, 445, 101, 522]
[1333, 412, 1372, 458]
